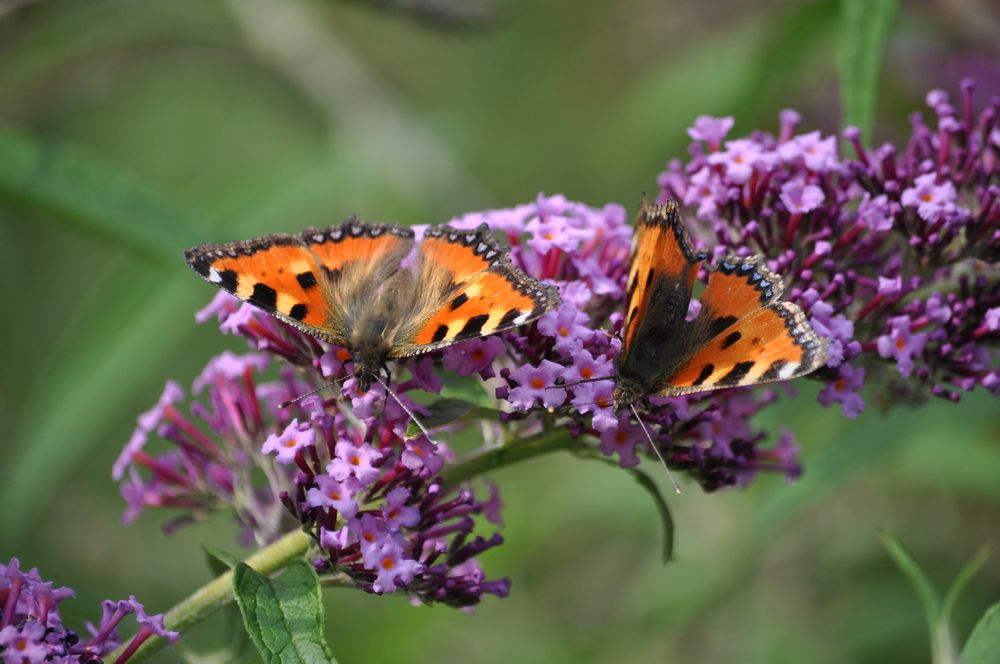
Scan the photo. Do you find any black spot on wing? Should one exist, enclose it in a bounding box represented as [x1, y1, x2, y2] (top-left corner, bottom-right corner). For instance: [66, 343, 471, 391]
[721, 331, 742, 349]
[458, 314, 490, 339]
[218, 270, 238, 292]
[431, 325, 449, 343]
[289, 304, 308, 321]
[498, 309, 522, 329]
[708, 315, 738, 337]
[718, 361, 754, 386]
[296, 271, 317, 290]
[645, 269, 655, 289]
[250, 283, 278, 311]
[760, 360, 787, 381]
[693, 364, 714, 386]
[450, 293, 469, 311]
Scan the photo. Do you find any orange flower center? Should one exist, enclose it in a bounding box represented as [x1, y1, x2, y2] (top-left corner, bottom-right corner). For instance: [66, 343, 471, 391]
[558, 326, 570, 337]
[472, 349, 486, 362]
[337, 348, 352, 361]
[363, 532, 375, 543]
[920, 193, 933, 202]
[615, 431, 628, 444]
[896, 338, 906, 350]
[530, 378, 545, 389]
[283, 439, 298, 448]
[387, 508, 398, 519]
[381, 557, 395, 570]
[328, 491, 341, 500]
[596, 396, 610, 408]
[581, 367, 593, 379]
[834, 379, 846, 392]
[350, 455, 361, 466]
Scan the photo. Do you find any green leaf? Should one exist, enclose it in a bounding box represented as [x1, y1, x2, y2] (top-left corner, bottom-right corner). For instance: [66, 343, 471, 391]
[837, 0, 899, 143]
[188, 548, 253, 664]
[0, 127, 204, 263]
[879, 530, 944, 661]
[204, 544, 241, 575]
[962, 601, 1000, 664]
[405, 397, 501, 438]
[233, 560, 337, 664]
[628, 468, 675, 564]
[438, 373, 497, 409]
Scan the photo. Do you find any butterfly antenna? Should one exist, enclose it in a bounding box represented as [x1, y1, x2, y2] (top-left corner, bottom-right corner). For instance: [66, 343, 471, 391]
[549, 376, 615, 390]
[278, 376, 348, 409]
[630, 403, 682, 495]
[372, 373, 439, 447]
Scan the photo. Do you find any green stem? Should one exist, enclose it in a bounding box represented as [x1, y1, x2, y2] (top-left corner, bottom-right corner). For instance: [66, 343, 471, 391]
[441, 429, 578, 486]
[104, 428, 576, 662]
[103, 528, 311, 663]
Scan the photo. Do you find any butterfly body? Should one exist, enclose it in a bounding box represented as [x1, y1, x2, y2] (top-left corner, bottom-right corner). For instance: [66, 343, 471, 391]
[612, 197, 828, 413]
[185, 218, 560, 392]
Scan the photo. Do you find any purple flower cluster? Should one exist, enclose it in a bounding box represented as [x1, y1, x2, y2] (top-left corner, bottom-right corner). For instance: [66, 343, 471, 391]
[0, 559, 177, 663]
[115, 78, 999, 615]
[659, 78, 999, 414]
[115, 292, 508, 607]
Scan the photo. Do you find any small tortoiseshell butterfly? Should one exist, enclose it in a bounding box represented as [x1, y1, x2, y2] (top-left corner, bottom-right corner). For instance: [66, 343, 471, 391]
[612, 197, 828, 413]
[185, 217, 560, 391]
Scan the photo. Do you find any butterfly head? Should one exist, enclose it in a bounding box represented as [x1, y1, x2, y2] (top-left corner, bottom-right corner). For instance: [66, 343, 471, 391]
[611, 375, 645, 416]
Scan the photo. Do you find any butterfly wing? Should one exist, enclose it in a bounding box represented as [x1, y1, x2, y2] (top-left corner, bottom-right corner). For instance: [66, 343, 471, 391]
[390, 224, 561, 356]
[616, 197, 707, 394]
[652, 256, 828, 395]
[184, 219, 414, 345]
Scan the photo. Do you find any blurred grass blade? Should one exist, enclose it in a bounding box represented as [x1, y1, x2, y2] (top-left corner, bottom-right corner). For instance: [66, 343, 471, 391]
[629, 468, 675, 564]
[942, 546, 991, 631]
[233, 560, 337, 663]
[0, 127, 203, 262]
[837, 0, 898, 143]
[879, 529, 947, 663]
[0, 129, 210, 535]
[0, 280, 203, 536]
[961, 601, 1000, 664]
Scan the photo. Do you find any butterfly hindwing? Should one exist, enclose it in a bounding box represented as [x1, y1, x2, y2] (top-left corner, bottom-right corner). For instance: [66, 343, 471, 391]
[657, 301, 828, 395]
[392, 224, 561, 355]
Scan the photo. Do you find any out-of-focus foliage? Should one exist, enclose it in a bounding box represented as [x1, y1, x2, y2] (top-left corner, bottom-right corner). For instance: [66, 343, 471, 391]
[1, 1, 998, 662]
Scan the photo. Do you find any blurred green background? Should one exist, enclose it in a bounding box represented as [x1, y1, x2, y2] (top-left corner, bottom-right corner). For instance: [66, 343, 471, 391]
[1, 0, 999, 662]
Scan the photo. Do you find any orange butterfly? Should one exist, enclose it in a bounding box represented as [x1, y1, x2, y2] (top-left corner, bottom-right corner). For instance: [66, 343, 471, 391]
[185, 218, 560, 392]
[612, 197, 829, 413]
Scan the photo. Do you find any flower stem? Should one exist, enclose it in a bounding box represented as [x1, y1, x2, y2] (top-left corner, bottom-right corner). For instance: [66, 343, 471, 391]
[104, 428, 577, 662]
[102, 528, 311, 663]
[441, 429, 578, 486]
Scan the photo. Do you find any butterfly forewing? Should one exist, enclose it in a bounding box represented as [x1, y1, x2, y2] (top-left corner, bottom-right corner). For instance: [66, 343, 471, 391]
[184, 233, 349, 342]
[621, 197, 705, 360]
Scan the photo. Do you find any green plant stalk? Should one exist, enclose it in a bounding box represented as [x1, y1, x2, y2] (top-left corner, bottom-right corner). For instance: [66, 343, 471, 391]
[104, 428, 576, 662]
